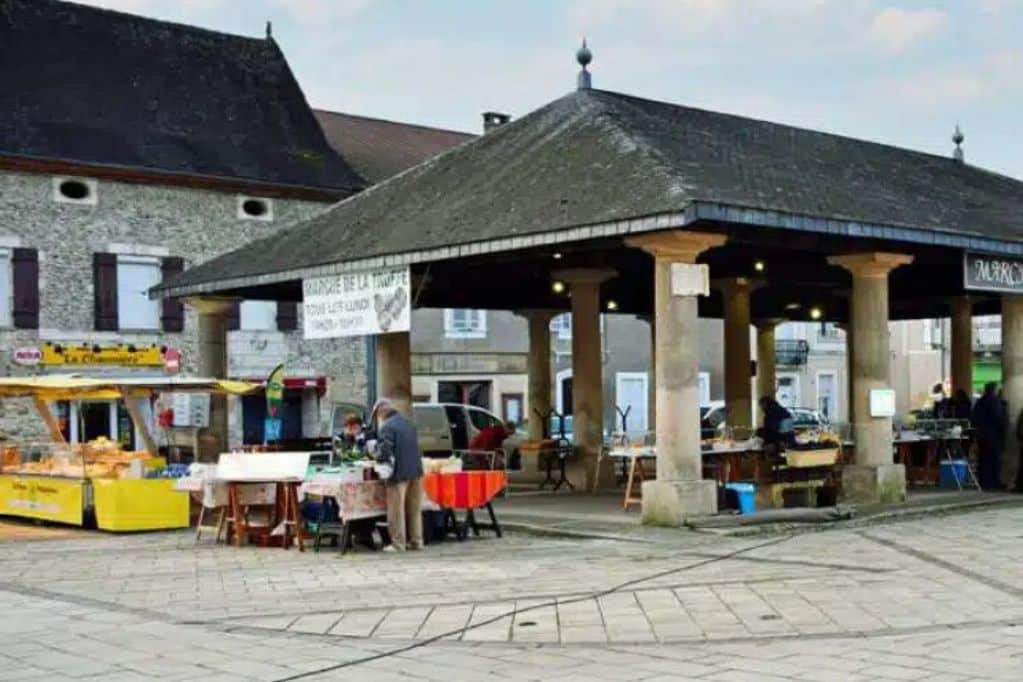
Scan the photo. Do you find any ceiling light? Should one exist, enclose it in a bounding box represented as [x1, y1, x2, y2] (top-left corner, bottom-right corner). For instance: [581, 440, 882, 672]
[606, 300, 619, 311]
[552, 280, 566, 294]
[553, 252, 563, 260]
[754, 260, 766, 273]
[810, 306, 823, 320]
[784, 302, 801, 311]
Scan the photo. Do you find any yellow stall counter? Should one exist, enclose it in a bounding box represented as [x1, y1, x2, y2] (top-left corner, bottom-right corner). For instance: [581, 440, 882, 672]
[0, 475, 84, 525]
[92, 479, 189, 531]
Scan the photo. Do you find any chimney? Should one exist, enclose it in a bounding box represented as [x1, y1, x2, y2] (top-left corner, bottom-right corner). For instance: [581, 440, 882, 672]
[482, 112, 511, 133]
[952, 124, 965, 164]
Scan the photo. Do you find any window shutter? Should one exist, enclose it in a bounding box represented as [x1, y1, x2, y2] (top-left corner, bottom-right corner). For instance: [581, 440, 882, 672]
[12, 248, 39, 329]
[93, 252, 118, 331]
[276, 301, 298, 331]
[226, 301, 240, 331]
[160, 257, 185, 332]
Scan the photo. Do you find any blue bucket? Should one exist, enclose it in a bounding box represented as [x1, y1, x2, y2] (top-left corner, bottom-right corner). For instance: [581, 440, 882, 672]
[939, 460, 969, 488]
[725, 482, 757, 515]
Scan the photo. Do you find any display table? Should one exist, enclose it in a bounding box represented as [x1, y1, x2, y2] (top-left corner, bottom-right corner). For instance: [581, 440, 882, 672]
[606, 447, 655, 510]
[423, 470, 506, 539]
[302, 474, 389, 554]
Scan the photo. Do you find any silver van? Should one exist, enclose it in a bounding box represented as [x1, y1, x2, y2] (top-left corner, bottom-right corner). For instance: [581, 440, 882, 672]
[324, 401, 511, 456]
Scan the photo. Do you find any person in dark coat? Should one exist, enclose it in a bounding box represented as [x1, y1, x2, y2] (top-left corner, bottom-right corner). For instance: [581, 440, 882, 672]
[371, 398, 424, 551]
[756, 397, 795, 450]
[972, 383, 1006, 490]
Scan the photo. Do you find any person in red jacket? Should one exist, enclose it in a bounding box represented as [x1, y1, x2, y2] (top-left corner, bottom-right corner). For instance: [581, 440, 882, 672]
[469, 421, 515, 451]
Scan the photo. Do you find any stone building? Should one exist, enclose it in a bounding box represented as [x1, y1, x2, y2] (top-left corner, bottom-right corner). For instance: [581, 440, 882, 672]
[0, 0, 367, 447]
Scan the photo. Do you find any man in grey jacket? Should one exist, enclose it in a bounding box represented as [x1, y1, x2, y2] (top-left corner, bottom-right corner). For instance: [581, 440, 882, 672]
[371, 398, 424, 551]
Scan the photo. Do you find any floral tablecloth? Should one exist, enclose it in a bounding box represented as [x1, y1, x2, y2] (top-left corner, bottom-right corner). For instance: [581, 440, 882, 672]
[173, 477, 276, 508]
[301, 476, 387, 521]
[423, 471, 506, 510]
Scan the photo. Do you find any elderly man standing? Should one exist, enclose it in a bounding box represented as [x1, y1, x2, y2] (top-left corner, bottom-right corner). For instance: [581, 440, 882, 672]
[371, 398, 424, 551]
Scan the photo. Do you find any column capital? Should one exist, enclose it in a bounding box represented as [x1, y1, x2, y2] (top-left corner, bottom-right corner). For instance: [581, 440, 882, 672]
[828, 252, 913, 278]
[514, 309, 560, 322]
[552, 267, 617, 285]
[626, 230, 726, 263]
[712, 277, 765, 295]
[185, 296, 239, 314]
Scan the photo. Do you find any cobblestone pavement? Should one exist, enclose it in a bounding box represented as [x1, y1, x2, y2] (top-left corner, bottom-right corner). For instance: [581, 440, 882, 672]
[1, 507, 1022, 680]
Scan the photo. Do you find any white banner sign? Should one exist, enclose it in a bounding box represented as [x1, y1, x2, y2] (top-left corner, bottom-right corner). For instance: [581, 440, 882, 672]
[303, 266, 411, 339]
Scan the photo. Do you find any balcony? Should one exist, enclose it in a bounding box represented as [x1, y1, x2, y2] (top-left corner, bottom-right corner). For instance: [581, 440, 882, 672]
[775, 339, 810, 366]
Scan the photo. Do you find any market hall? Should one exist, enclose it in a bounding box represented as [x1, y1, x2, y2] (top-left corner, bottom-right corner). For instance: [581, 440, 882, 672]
[156, 47, 1023, 526]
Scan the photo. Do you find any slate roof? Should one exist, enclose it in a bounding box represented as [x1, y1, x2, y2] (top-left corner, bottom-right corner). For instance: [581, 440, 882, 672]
[314, 110, 473, 184]
[159, 87, 1023, 296]
[0, 0, 363, 193]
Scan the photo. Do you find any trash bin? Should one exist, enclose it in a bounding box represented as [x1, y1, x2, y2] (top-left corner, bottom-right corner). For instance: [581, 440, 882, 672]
[940, 459, 969, 488]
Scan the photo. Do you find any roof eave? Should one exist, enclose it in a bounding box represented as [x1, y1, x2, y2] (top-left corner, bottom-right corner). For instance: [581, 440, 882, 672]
[154, 201, 1023, 300]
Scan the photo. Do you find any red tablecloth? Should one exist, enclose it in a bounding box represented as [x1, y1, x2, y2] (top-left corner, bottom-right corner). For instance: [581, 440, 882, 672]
[423, 471, 506, 509]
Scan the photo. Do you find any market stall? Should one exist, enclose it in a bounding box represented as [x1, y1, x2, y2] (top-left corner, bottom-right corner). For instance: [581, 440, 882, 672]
[0, 375, 257, 531]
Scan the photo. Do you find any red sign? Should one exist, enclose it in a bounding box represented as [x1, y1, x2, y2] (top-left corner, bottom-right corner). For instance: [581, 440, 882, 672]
[163, 348, 181, 374]
[12, 347, 42, 366]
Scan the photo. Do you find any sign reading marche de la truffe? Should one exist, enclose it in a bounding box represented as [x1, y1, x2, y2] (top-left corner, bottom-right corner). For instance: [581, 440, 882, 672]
[303, 266, 411, 339]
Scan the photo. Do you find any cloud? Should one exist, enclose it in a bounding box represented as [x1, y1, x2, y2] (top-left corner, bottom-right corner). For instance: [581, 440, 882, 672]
[265, 0, 374, 25]
[867, 7, 948, 55]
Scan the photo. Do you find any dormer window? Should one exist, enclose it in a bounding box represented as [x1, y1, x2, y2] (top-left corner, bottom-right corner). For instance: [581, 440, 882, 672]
[53, 177, 98, 205]
[237, 195, 273, 221]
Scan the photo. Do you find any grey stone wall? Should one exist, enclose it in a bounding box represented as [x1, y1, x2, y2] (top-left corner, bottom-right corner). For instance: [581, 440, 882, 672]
[0, 169, 366, 442]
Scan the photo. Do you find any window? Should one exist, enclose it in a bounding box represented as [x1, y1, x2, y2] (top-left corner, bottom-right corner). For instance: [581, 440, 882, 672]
[240, 301, 277, 331]
[0, 250, 11, 327]
[237, 195, 274, 221]
[444, 309, 486, 338]
[614, 372, 649, 434]
[117, 256, 161, 330]
[468, 408, 500, 431]
[53, 176, 98, 206]
[550, 313, 571, 339]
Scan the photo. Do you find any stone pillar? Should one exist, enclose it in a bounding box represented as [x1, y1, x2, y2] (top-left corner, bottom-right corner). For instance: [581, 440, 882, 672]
[627, 231, 727, 525]
[755, 319, 780, 422]
[1001, 295, 1023, 488]
[521, 310, 554, 441]
[376, 331, 412, 416]
[648, 316, 656, 431]
[950, 296, 973, 397]
[828, 253, 913, 503]
[190, 298, 234, 462]
[717, 278, 754, 433]
[553, 269, 616, 490]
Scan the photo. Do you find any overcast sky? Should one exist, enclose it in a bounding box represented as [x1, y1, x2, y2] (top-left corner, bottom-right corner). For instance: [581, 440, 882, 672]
[82, 0, 1023, 179]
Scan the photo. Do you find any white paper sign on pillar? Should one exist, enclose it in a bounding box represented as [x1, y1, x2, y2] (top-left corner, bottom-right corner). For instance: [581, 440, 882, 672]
[670, 263, 710, 296]
[303, 266, 411, 339]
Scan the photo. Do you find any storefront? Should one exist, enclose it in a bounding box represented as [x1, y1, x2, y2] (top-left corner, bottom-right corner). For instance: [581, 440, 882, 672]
[238, 376, 326, 445]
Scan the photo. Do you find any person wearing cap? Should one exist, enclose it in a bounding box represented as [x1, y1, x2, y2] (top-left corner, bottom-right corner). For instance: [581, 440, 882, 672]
[371, 398, 424, 551]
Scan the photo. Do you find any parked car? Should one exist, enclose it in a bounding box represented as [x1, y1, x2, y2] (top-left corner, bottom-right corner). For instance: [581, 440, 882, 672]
[326, 400, 520, 458]
[698, 402, 829, 439]
[700, 401, 726, 439]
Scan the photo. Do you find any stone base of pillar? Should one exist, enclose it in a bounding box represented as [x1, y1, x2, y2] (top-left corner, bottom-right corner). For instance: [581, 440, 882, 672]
[841, 464, 906, 504]
[640, 479, 718, 526]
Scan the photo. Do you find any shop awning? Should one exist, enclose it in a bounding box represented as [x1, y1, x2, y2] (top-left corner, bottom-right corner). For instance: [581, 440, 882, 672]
[0, 375, 259, 400]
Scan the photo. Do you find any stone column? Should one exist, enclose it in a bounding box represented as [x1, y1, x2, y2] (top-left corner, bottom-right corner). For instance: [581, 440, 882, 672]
[755, 319, 780, 421]
[950, 296, 973, 397]
[627, 231, 727, 525]
[716, 278, 754, 433]
[828, 253, 913, 503]
[521, 310, 554, 441]
[189, 298, 234, 462]
[553, 269, 616, 490]
[1001, 295, 1023, 488]
[376, 331, 412, 416]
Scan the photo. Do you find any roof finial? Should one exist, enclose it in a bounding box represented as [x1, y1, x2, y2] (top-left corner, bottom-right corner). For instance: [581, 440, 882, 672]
[265, 21, 273, 39]
[953, 123, 964, 163]
[576, 38, 592, 91]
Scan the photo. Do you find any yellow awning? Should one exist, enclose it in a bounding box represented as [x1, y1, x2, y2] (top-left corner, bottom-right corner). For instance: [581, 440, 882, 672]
[0, 375, 260, 400]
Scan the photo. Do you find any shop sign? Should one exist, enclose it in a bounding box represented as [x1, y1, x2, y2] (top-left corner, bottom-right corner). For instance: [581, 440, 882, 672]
[41, 343, 166, 366]
[0, 476, 83, 525]
[303, 266, 411, 339]
[163, 348, 181, 374]
[671, 263, 709, 296]
[964, 252, 1023, 293]
[11, 346, 42, 366]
